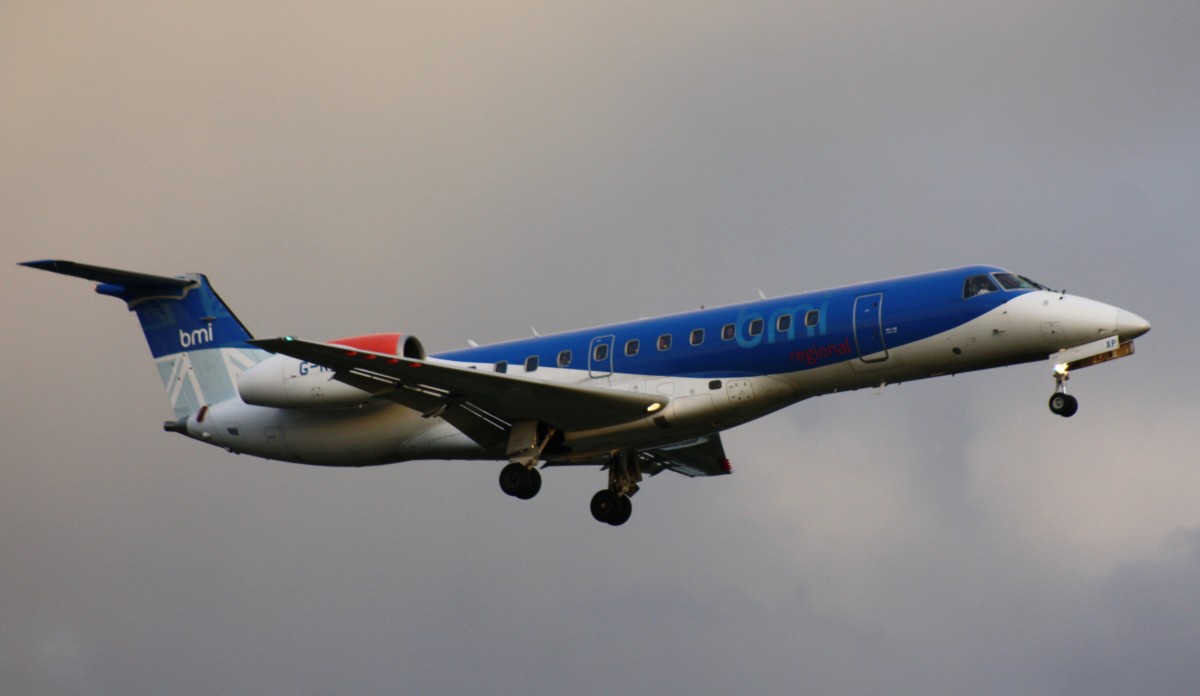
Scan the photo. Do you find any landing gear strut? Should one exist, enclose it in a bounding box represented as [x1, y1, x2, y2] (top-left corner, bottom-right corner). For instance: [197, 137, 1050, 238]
[1049, 366, 1079, 417]
[591, 451, 641, 526]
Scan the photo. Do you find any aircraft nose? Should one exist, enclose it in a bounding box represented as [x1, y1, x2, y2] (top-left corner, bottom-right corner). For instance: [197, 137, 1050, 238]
[1116, 309, 1151, 341]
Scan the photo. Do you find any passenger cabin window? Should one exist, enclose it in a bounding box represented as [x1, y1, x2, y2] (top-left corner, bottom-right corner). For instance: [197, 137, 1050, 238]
[776, 314, 792, 333]
[690, 328, 704, 346]
[494, 361, 508, 374]
[625, 339, 640, 356]
[748, 318, 764, 337]
[593, 342, 609, 362]
[557, 350, 572, 367]
[963, 274, 1000, 299]
[805, 309, 820, 327]
[658, 334, 672, 351]
[524, 355, 539, 372]
[721, 323, 735, 340]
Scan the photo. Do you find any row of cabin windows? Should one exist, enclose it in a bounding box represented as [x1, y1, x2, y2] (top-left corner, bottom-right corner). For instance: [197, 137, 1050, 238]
[505, 309, 821, 372]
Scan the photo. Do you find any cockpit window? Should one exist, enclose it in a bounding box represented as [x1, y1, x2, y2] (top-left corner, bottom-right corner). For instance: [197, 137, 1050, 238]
[963, 274, 1000, 299]
[993, 272, 1042, 291]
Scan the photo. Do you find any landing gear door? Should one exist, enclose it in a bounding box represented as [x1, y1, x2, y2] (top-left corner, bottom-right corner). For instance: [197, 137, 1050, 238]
[853, 293, 889, 363]
[588, 335, 615, 380]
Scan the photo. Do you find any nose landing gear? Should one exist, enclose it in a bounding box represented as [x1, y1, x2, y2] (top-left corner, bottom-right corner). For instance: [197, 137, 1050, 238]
[1049, 365, 1079, 417]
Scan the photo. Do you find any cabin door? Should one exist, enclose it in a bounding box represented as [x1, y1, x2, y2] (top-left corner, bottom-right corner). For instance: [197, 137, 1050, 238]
[853, 293, 889, 363]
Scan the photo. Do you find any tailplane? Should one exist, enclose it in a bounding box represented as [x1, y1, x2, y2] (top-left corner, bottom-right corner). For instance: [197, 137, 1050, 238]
[20, 260, 267, 419]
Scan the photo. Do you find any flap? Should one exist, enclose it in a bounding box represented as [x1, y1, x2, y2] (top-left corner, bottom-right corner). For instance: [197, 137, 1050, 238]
[645, 434, 732, 477]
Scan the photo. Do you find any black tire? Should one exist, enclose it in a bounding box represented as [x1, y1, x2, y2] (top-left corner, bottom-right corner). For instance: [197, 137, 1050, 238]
[607, 495, 632, 526]
[591, 489, 619, 523]
[499, 462, 529, 497]
[1049, 393, 1079, 417]
[516, 467, 542, 500]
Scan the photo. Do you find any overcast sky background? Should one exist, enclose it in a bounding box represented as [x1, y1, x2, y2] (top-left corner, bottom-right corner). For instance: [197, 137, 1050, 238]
[3, 2, 1198, 694]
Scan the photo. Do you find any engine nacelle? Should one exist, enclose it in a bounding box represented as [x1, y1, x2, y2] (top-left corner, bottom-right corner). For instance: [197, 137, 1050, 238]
[238, 333, 425, 409]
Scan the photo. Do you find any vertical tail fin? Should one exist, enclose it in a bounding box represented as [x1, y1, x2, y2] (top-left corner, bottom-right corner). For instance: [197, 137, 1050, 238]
[20, 260, 267, 419]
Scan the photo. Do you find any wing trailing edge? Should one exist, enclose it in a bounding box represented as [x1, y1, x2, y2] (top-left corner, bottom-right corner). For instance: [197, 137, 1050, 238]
[248, 336, 669, 437]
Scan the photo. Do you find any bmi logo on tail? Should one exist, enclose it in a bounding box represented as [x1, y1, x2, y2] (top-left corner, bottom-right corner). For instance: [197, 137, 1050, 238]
[179, 322, 214, 348]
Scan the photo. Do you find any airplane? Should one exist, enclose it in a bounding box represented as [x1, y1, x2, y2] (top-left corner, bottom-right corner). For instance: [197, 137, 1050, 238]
[21, 259, 1150, 526]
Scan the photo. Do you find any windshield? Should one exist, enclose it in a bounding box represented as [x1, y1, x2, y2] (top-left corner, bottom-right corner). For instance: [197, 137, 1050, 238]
[963, 274, 1000, 299]
[992, 272, 1044, 290]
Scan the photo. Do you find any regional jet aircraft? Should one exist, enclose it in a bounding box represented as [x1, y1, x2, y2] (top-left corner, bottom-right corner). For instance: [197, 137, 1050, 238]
[22, 260, 1149, 525]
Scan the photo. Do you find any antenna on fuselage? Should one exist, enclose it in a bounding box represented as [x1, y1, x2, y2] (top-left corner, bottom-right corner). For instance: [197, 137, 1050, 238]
[757, 289, 768, 300]
[531, 326, 540, 337]
[467, 339, 479, 347]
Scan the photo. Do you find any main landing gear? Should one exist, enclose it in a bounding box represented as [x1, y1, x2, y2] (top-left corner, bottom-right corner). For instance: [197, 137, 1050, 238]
[498, 420, 552, 500]
[591, 451, 641, 526]
[591, 489, 632, 526]
[1049, 365, 1079, 418]
[498, 462, 541, 499]
[494, 419, 642, 526]
[497, 456, 637, 526]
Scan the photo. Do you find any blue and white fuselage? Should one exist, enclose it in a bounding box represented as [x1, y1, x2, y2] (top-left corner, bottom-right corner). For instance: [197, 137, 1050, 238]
[23, 260, 1149, 525]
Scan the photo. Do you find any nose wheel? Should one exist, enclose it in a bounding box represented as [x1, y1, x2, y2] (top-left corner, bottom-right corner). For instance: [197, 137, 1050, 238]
[1049, 366, 1079, 417]
[1048, 392, 1078, 417]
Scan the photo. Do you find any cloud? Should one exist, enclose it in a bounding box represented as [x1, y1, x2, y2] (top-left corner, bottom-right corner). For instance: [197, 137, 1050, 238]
[1040, 526, 1200, 696]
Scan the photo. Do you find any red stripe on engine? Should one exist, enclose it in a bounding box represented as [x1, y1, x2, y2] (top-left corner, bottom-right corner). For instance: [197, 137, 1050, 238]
[329, 333, 402, 355]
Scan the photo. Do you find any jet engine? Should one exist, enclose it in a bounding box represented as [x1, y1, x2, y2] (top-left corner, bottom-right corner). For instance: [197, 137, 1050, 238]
[238, 333, 424, 409]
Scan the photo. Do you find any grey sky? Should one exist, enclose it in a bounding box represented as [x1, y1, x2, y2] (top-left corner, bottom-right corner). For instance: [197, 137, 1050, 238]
[3, 2, 1198, 694]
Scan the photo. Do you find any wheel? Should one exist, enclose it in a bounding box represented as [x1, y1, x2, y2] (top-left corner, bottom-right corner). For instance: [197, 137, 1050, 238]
[607, 495, 632, 526]
[499, 462, 530, 497]
[1049, 393, 1078, 417]
[515, 467, 541, 500]
[590, 489, 620, 523]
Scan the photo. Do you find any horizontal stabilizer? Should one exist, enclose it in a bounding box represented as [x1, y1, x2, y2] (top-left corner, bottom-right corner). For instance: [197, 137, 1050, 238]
[20, 259, 193, 290]
[22, 259, 262, 418]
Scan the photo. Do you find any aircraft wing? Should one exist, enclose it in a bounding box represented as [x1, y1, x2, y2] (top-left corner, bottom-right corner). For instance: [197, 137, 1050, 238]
[643, 434, 732, 477]
[248, 337, 669, 442]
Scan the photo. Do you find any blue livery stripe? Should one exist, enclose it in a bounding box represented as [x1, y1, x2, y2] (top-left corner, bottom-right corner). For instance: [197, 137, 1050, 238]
[436, 265, 1032, 378]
